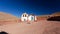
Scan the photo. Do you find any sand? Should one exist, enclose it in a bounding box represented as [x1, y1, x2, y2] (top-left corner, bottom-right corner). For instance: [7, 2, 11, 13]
[0, 20, 60, 34]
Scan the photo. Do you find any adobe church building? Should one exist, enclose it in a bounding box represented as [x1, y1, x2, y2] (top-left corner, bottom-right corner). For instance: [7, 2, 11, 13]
[21, 13, 37, 22]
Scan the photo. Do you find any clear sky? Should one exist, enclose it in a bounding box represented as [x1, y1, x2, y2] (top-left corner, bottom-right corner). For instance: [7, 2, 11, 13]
[0, 0, 60, 18]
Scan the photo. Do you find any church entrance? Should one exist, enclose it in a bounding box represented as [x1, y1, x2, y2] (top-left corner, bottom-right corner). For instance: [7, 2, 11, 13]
[31, 17, 34, 21]
[24, 19, 26, 21]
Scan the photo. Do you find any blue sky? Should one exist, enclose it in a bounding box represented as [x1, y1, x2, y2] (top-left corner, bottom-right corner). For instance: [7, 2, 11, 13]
[0, 0, 60, 18]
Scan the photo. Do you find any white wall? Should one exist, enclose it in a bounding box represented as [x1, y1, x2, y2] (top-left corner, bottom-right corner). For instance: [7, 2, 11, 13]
[21, 13, 28, 21]
[28, 15, 35, 21]
[35, 16, 37, 20]
[21, 13, 37, 21]
[21, 17, 28, 21]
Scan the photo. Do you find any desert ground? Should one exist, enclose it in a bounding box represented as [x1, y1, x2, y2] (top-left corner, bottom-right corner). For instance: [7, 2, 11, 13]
[0, 12, 60, 34]
[0, 20, 60, 34]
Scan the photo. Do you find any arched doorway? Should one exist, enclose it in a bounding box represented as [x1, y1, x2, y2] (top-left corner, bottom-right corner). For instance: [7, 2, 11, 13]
[31, 17, 34, 21]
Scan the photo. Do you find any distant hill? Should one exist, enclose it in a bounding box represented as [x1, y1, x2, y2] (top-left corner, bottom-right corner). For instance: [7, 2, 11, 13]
[37, 15, 50, 21]
[52, 12, 60, 16]
[0, 12, 19, 25]
[0, 12, 18, 20]
[36, 12, 60, 21]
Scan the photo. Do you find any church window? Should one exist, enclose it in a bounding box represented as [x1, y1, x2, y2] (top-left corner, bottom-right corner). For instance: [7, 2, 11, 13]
[23, 15, 24, 17]
[25, 14, 26, 17]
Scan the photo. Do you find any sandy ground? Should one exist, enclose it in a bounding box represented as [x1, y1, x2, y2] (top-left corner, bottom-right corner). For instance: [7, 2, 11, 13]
[0, 20, 60, 34]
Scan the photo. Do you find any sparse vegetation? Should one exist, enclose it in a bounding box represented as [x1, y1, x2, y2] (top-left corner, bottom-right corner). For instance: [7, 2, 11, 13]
[47, 16, 60, 21]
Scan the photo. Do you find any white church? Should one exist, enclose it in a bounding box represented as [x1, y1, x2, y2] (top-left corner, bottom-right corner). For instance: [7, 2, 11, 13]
[21, 12, 37, 22]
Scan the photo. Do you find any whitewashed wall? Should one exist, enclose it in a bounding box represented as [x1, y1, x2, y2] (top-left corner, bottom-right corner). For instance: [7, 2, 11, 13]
[28, 15, 35, 21]
[21, 13, 28, 21]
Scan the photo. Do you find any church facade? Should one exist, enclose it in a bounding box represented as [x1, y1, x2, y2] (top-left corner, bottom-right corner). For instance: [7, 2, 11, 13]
[21, 13, 37, 22]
